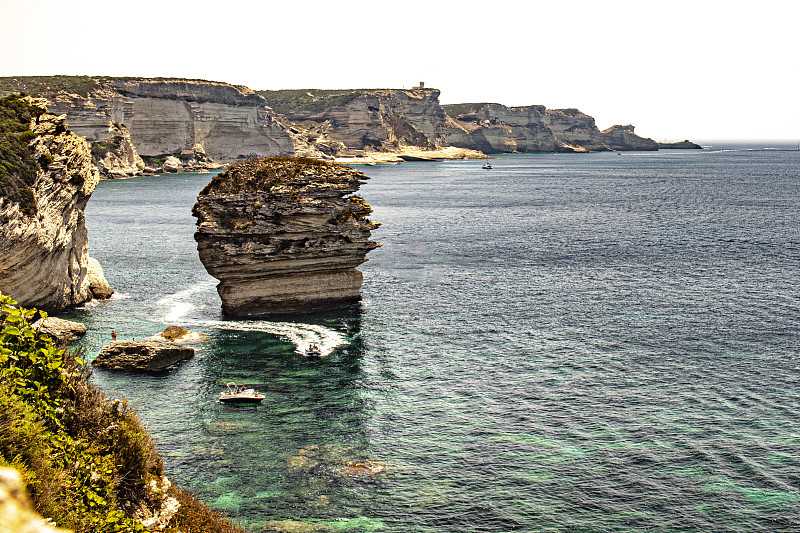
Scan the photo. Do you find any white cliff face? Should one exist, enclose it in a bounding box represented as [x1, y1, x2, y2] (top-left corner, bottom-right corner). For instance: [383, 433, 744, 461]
[0, 105, 111, 312]
[47, 79, 294, 164]
[278, 89, 446, 152]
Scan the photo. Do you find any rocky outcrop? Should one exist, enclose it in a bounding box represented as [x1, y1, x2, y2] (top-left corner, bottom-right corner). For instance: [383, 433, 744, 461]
[601, 125, 659, 151]
[193, 157, 380, 316]
[442, 103, 658, 153]
[145, 325, 210, 344]
[31, 317, 87, 345]
[657, 139, 703, 149]
[90, 122, 146, 178]
[0, 96, 113, 313]
[92, 340, 195, 371]
[0, 468, 70, 533]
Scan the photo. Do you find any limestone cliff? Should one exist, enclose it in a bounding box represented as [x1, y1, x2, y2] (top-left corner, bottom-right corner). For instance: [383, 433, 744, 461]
[40, 77, 294, 166]
[259, 88, 485, 162]
[89, 122, 146, 178]
[193, 157, 380, 316]
[601, 125, 659, 151]
[442, 103, 658, 153]
[0, 95, 112, 313]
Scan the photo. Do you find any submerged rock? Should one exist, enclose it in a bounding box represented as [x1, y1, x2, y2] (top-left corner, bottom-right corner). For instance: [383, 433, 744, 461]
[92, 340, 195, 371]
[261, 520, 333, 533]
[193, 157, 380, 316]
[146, 325, 210, 344]
[285, 444, 386, 480]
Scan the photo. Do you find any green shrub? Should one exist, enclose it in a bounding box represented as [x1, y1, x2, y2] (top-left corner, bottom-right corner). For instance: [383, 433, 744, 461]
[0, 94, 47, 216]
[0, 292, 246, 533]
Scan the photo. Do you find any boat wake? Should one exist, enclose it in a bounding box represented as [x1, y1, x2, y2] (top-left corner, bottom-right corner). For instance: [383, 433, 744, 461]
[157, 280, 217, 322]
[192, 319, 347, 357]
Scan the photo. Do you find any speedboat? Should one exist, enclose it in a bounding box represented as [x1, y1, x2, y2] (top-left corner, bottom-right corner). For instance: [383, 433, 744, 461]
[482, 161, 493, 169]
[304, 343, 323, 357]
[218, 382, 264, 404]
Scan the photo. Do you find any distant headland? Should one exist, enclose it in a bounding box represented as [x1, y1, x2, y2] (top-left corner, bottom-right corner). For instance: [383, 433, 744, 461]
[0, 76, 700, 178]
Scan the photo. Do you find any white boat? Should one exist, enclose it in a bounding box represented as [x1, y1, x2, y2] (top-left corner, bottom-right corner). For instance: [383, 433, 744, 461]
[482, 161, 493, 169]
[304, 343, 323, 357]
[218, 382, 264, 404]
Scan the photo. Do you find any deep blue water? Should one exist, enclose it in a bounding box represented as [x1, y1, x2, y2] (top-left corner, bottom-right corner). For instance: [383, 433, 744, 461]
[68, 147, 800, 531]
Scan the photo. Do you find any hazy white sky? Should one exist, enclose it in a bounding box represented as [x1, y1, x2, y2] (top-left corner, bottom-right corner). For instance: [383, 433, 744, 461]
[1, 0, 797, 141]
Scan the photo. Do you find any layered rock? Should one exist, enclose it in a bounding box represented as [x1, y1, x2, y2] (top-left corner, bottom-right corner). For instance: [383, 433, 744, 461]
[442, 103, 659, 153]
[193, 157, 380, 316]
[601, 124, 659, 151]
[260, 88, 486, 162]
[92, 340, 195, 371]
[90, 122, 146, 178]
[31, 317, 87, 345]
[0, 96, 113, 313]
[43, 78, 294, 164]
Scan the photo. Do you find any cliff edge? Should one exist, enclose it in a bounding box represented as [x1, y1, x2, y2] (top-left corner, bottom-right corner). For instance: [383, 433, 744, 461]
[193, 157, 380, 316]
[0, 95, 112, 312]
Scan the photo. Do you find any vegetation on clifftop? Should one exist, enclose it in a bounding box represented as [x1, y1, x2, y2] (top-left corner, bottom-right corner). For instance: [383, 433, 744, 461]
[0, 292, 245, 533]
[256, 89, 368, 115]
[0, 94, 47, 216]
[197, 156, 362, 197]
[0, 76, 100, 98]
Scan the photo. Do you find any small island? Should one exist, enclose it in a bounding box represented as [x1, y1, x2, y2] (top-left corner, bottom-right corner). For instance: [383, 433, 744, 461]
[193, 157, 380, 316]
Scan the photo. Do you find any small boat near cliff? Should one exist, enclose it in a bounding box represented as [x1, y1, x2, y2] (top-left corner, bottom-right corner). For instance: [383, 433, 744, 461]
[219, 382, 264, 404]
[482, 162, 493, 169]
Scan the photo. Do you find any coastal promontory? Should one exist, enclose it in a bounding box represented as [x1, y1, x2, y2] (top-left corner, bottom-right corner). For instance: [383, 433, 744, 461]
[0, 95, 112, 312]
[193, 157, 380, 316]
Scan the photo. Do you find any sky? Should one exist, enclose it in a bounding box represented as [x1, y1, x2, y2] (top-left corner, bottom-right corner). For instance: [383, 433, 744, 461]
[1, 0, 797, 142]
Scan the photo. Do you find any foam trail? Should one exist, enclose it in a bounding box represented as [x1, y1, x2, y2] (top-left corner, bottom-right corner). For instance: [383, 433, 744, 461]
[157, 280, 216, 322]
[192, 319, 347, 357]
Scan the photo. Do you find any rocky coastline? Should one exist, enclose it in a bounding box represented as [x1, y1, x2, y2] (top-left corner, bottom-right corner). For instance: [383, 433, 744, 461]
[193, 157, 380, 316]
[0, 77, 699, 179]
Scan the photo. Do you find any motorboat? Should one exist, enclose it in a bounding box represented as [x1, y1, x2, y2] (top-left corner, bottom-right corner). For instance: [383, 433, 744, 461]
[304, 343, 323, 357]
[219, 382, 264, 404]
[482, 161, 493, 169]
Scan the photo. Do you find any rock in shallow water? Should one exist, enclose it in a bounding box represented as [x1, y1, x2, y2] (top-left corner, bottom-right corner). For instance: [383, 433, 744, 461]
[92, 340, 195, 371]
[32, 317, 87, 345]
[193, 157, 380, 316]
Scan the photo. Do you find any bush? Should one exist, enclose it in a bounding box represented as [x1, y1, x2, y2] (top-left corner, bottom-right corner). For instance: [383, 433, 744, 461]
[0, 292, 246, 533]
[0, 94, 47, 216]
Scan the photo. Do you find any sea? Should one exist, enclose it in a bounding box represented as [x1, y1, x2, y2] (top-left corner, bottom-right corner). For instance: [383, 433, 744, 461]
[65, 144, 800, 532]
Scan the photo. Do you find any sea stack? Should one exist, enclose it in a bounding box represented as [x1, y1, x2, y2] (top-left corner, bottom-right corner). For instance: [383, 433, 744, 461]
[193, 157, 380, 316]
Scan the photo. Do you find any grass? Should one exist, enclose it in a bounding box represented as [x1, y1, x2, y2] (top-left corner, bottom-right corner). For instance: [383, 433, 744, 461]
[256, 89, 369, 115]
[0, 76, 100, 98]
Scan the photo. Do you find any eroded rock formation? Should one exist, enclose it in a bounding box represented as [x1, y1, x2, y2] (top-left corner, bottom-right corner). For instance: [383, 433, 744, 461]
[193, 157, 380, 316]
[442, 103, 660, 153]
[0, 96, 113, 312]
[92, 340, 195, 371]
[44, 78, 294, 165]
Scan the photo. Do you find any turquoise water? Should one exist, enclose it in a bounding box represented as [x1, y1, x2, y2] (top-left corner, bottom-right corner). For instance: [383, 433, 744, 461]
[68, 148, 800, 531]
